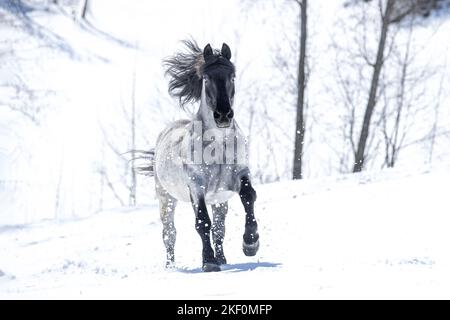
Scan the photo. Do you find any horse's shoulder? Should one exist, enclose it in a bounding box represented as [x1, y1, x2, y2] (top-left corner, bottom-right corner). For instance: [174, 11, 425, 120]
[157, 119, 191, 143]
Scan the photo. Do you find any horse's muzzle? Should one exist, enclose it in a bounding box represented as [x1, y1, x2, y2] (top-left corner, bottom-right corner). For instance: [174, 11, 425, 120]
[213, 109, 233, 128]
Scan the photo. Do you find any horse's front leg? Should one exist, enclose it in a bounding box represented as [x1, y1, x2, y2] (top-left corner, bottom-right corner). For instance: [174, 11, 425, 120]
[239, 176, 259, 256]
[190, 190, 221, 272]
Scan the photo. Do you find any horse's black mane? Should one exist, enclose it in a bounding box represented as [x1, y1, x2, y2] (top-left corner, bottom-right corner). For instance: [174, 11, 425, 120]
[164, 39, 235, 107]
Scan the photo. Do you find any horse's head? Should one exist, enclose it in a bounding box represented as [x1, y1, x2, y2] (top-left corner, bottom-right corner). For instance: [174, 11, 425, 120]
[201, 43, 235, 128]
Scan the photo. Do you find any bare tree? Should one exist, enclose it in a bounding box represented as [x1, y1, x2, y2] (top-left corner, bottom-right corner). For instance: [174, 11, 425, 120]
[0, 9, 58, 126]
[353, 0, 395, 172]
[379, 16, 433, 168]
[293, 0, 308, 180]
[99, 86, 138, 208]
[328, 6, 374, 174]
[242, 0, 311, 181]
[98, 47, 148, 207]
[352, 0, 448, 172]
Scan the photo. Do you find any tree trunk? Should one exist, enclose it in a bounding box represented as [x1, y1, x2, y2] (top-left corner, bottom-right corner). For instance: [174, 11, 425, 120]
[353, 0, 394, 173]
[79, 0, 88, 20]
[292, 0, 307, 180]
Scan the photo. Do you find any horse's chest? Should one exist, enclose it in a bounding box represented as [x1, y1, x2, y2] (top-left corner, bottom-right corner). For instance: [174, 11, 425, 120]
[190, 164, 243, 204]
[202, 164, 238, 189]
[205, 190, 235, 205]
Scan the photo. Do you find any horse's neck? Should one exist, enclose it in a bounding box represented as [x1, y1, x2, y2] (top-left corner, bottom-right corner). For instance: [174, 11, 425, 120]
[196, 101, 216, 131]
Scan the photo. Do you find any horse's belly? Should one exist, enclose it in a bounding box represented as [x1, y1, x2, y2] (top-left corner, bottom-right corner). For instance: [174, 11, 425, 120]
[205, 191, 235, 205]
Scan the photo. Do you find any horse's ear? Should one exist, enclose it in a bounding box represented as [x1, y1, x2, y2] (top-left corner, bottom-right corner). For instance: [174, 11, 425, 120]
[221, 43, 231, 60]
[203, 44, 213, 59]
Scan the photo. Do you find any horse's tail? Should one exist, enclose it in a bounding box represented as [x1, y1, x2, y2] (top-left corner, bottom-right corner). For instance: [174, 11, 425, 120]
[163, 39, 204, 107]
[131, 149, 155, 177]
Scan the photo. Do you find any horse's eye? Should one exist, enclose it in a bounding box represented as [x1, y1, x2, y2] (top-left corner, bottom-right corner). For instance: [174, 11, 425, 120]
[231, 78, 235, 83]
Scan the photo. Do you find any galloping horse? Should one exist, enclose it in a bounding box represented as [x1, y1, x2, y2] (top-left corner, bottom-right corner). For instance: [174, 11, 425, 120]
[144, 40, 259, 272]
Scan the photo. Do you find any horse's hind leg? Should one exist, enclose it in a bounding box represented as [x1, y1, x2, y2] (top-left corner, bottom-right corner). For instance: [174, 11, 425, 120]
[212, 202, 228, 265]
[160, 195, 177, 267]
[157, 181, 178, 267]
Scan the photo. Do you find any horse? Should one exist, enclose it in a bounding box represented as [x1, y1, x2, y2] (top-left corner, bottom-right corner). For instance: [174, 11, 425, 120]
[141, 40, 259, 272]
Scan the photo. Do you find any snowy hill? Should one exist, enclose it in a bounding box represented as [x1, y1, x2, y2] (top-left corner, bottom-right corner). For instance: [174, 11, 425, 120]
[1, 166, 450, 299]
[2, 0, 449, 225]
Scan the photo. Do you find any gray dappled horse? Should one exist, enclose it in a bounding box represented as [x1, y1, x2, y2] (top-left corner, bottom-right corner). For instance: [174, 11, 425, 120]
[143, 40, 259, 272]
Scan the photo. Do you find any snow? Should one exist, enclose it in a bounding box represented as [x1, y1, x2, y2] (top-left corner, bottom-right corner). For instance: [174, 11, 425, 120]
[1, 0, 450, 299]
[1, 166, 450, 299]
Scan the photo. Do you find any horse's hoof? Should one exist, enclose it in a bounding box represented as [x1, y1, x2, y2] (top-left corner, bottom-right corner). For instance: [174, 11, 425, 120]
[243, 239, 260, 256]
[165, 260, 175, 269]
[202, 263, 221, 272]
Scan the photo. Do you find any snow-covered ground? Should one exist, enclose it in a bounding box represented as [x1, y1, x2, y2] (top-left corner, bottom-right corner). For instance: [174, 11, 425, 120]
[1, 166, 450, 299]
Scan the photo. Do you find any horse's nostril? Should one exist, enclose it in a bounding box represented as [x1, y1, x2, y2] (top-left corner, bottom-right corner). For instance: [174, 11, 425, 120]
[213, 111, 221, 120]
[226, 109, 234, 119]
